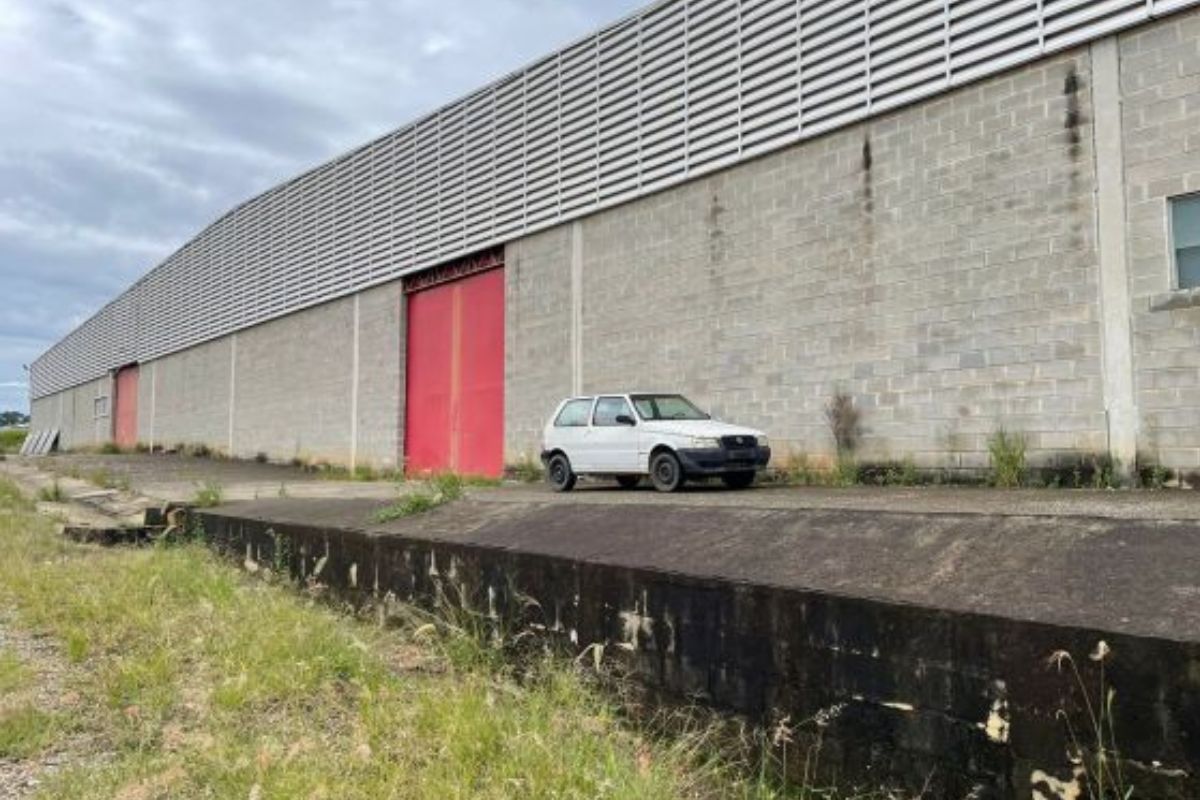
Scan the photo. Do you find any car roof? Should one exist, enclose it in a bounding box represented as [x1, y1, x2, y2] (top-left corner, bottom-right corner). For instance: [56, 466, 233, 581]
[563, 392, 683, 400]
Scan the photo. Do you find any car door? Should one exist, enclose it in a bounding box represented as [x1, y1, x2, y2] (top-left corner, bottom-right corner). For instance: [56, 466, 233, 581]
[547, 397, 596, 470]
[589, 396, 640, 472]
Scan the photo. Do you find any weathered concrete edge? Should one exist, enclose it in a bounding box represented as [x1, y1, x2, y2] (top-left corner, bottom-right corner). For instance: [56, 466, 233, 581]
[195, 506, 1200, 799]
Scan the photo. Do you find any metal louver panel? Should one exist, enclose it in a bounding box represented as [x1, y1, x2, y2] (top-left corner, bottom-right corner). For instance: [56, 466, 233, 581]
[29, 0, 1200, 399]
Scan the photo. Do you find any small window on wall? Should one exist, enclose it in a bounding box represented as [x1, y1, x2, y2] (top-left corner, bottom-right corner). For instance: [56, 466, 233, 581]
[1171, 194, 1200, 290]
[94, 396, 109, 420]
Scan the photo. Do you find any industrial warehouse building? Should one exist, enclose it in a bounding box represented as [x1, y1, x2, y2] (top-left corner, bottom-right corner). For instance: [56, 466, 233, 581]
[28, 0, 1200, 479]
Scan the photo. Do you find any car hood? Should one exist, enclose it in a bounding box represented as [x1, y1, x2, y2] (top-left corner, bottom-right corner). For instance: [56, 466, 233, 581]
[639, 419, 765, 439]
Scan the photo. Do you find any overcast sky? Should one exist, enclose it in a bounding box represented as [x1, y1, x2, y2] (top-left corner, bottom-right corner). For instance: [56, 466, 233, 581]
[0, 0, 646, 414]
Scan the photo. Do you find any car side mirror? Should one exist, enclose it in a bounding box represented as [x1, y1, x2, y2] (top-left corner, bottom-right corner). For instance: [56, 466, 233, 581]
[615, 414, 636, 426]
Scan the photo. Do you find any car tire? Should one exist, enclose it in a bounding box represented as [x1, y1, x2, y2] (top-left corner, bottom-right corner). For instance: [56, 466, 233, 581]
[650, 451, 684, 493]
[615, 475, 641, 489]
[721, 471, 756, 490]
[547, 453, 577, 492]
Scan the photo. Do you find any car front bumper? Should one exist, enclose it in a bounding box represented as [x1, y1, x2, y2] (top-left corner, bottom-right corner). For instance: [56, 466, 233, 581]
[676, 446, 771, 475]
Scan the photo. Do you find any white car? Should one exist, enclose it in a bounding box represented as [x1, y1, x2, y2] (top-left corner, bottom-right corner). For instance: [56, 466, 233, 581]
[540, 393, 771, 492]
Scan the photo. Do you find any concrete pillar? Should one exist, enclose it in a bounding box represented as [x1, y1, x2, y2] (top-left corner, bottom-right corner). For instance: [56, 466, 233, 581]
[570, 220, 583, 395]
[350, 293, 361, 471]
[228, 334, 238, 455]
[1090, 36, 1138, 479]
[149, 362, 157, 452]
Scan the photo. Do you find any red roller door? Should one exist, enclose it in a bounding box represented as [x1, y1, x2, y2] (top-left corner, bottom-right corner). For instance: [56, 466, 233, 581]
[404, 266, 504, 477]
[113, 365, 139, 450]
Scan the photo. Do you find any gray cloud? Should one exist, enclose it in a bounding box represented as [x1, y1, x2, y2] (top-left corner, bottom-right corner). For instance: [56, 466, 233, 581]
[0, 0, 645, 412]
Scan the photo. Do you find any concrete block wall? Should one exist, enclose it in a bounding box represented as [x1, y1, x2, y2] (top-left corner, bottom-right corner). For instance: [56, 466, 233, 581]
[33, 283, 404, 469]
[354, 283, 405, 468]
[231, 294, 357, 463]
[1121, 12, 1200, 475]
[507, 49, 1107, 471]
[29, 376, 112, 451]
[139, 337, 232, 449]
[505, 225, 576, 459]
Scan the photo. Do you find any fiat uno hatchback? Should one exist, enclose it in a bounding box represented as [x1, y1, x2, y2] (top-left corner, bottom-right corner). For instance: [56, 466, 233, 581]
[540, 393, 770, 492]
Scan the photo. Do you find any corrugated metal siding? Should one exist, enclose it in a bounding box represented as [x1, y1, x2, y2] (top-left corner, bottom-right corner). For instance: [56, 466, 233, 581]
[30, 0, 1194, 399]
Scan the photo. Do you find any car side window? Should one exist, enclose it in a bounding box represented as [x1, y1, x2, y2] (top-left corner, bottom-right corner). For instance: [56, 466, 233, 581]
[593, 396, 633, 426]
[554, 399, 593, 427]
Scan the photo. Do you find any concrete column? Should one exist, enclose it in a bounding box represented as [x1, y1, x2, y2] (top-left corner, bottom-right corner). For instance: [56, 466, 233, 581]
[570, 221, 583, 395]
[149, 361, 158, 452]
[228, 334, 238, 455]
[1091, 36, 1138, 478]
[350, 293, 361, 471]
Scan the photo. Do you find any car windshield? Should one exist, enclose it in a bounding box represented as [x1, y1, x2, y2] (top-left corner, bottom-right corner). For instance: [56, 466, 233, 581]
[631, 394, 709, 421]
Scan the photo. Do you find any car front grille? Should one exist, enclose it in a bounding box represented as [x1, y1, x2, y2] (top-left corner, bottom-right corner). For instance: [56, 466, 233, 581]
[720, 435, 756, 449]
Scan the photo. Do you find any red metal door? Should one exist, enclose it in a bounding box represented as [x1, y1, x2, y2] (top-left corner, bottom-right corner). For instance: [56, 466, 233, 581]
[113, 365, 139, 450]
[404, 267, 504, 477]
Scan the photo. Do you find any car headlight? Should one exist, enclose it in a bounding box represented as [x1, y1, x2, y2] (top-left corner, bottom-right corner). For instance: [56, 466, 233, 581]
[688, 436, 722, 449]
[756, 435, 769, 447]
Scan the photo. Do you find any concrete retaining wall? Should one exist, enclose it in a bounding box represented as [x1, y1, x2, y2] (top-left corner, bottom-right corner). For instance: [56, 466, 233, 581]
[197, 501, 1200, 799]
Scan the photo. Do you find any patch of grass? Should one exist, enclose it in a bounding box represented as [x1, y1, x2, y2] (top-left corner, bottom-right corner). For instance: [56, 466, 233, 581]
[183, 442, 213, 459]
[37, 480, 67, 503]
[353, 464, 380, 481]
[858, 459, 921, 487]
[1139, 461, 1172, 490]
[777, 453, 828, 486]
[98, 442, 124, 455]
[0, 649, 32, 695]
[0, 428, 26, 454]
[373, 473, 466, 523]
[0, 475, 837, 800]
[0, 705, 62, 758]
[507, 455, 545, 483]
[987, 428, 1027, 488]
[191, 481, 224, 508]
[86, 468, 131, 492]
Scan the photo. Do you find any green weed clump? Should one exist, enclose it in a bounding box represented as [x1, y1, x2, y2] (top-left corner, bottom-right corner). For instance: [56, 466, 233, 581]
[0, 428, 26, 454]
[508, 455, 545, 484]
[37, 481, 66, 502]
[0, 705, 62, 758]
[988, 428, 1027, 488]
[87, 468, 131, 492]
[373, 473, 465, 523]
[191, 481, 224, 508]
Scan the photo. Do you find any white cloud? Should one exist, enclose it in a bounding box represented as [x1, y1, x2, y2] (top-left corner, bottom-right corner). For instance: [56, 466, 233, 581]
[421, 33, 459, 56]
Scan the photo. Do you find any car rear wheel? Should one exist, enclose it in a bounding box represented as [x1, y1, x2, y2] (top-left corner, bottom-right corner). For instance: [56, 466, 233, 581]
[721, 471, 756, 490]
[650, 451, 684, 493]
[547, 453, 577, 492]
[615, 475, 641, 489]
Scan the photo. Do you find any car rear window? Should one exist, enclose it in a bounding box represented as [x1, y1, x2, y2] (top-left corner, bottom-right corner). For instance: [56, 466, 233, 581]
[554, 398, 593, 427]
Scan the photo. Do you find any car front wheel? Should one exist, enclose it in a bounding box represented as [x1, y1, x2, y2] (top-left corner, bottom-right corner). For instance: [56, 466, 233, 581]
[721, 471, 756, 489]
[547, 453, 577, 492]
[650, 451, 684, 493]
